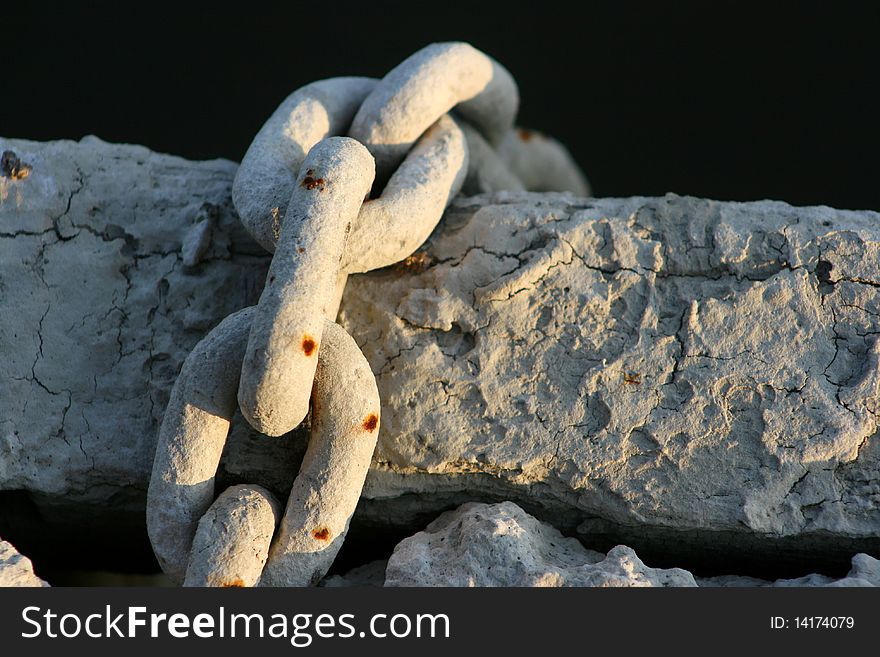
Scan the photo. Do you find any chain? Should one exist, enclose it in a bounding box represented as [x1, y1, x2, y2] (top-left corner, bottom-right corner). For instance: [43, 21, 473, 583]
[146, 42, 589, 587]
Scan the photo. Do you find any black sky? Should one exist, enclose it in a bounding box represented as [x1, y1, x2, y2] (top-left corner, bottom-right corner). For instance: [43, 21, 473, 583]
[4, 1, 878, 210]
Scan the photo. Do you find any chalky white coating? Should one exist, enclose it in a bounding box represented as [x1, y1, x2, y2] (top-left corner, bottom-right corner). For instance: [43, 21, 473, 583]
[349, 42, 518, 182]
[232, 77, 376, 252]
[147, 307, 254, 583]
[260, 321, 381, 587]
[238, 137, 375, 437]
[342, 114, 467, 273]
[181, 213, 214, 267]
[457, 120, 524, 195]
[147, 307, 379, 586]
[183, 484, 280, 587]
[497, 127, 591, 195]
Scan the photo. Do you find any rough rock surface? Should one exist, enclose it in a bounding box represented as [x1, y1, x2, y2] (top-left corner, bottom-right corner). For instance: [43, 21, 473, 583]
[698, 553, 880, 587]
[0, 539, 48, 587]
[345, 189, 880, 569]
[383, 502, 696, 586]
[2, 138, 879, 576]
[326, 503, 878, 587]
[0, 137, 272, 543]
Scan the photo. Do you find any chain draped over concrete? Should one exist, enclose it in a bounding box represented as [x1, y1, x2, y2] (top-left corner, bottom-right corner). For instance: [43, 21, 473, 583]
[146, 41, 589, 586]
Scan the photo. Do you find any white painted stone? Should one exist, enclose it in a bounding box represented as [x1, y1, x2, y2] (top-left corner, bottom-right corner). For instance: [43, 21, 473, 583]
[331, 503, 877, 588]
[0, 137, 270, 518]
[345, 191, 880, 561]
[2, 138, 879, 575]
[0, 539, 48, 587]
[383, 502, 696, 587]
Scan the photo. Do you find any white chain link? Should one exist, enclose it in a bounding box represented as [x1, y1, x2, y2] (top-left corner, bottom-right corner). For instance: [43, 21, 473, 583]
[146, 41, 589, 586]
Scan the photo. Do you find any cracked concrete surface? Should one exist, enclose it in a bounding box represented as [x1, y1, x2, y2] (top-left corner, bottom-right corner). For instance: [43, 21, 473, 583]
[1, 138, 878, 573]
[342, 192, 880, 559]
[0, 136, 271, 513]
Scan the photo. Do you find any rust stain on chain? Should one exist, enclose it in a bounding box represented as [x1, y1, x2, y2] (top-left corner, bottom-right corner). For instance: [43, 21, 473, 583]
[362, 413, 379, 432]
[623, 372, 642, 385]
[301, 168, 325, 191]
[517, 128, 534, 142]
[395, 251, 433, 273]
[302, 336, 317, 356]
[312, 527, 331, 541]
[221, 579, 245, 587]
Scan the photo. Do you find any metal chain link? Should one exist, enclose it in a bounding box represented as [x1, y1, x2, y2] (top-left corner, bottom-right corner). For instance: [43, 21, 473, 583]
[146, 41, 589, 586]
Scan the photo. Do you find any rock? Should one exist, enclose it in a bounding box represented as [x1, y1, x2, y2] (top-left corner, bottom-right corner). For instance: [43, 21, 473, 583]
[0, 136, 274, 569]
[846, 552, 880, 585]
[2, 137, 880, 576]
[332, 502, 875, 588]
[344, 190, 880, 571]
[698, 553, 880, 587]
[0, 539, 48, 587]
[383, 502, 695, 586]
[321, 560, 387, 587]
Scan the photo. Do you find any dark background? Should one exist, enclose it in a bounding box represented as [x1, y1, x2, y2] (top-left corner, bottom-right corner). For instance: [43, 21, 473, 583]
[4, 1, 878, 210]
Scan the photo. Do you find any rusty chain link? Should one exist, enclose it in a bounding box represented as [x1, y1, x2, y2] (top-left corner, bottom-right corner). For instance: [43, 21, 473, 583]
[146, 41, 589, 586]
